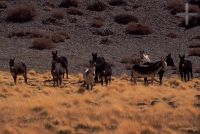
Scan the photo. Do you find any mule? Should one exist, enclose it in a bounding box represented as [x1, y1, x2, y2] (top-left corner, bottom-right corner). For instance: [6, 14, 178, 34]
[131, 58, 167, 84]
[9, 58, 27, 84]
[91, 53, 106, 83]
[101, 62, 112, 86]
[51, 61, 65, 87]
[143, 53, 175, 85]
[83, 60, 96, 90]
[52, 51, 68, 78]
[179, 54, 193, 81]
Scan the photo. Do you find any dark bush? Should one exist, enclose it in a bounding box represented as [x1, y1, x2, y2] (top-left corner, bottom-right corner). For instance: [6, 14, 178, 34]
[87, 1, 106, 11]
[59, 0, 79, 8]
[126, 23, 153, 35]
[6, 4, 36, 22]
[114, 14, 138, 24]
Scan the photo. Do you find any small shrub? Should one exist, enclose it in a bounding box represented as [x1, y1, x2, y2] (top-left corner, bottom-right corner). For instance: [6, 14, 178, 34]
[31, 38, 55, 50]
[91, 17, 104, 28]
[87, 1, 106, 11]
[114, 14, 138, 24]
[188, 48, 200, 57]
[109, 0, 127, 6]
[66, 7, 83, 15]
[6, 4, 36, 22]
[126, 22, 153, 35]
[166, 32, 177, 39]
[51, 31, 70, 43]
[52, 9, 65, 19]
[167, 0, 185, 14]
[59, 0, 79, 8]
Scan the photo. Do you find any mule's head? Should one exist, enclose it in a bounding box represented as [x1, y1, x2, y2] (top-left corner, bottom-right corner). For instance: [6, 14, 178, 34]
[9, 57, 15, 67]
[92, 53, 97, 62]
[52, 51, 58, 61]
[179, 54, 185, 64]
[166, 53, 175, 67]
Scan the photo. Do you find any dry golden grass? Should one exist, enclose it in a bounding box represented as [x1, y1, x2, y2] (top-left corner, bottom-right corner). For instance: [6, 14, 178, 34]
[0, 71, 199, 134]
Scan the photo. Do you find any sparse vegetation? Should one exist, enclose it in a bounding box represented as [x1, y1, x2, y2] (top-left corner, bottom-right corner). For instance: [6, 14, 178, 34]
[87, 1, 106, 11]
[59, 0, 79, 8]
[66, 7, 83, 15]
[126, 23, 153, 35]
[108, 0, 127, 6]
[91, 17, 104, 28]
[6, 4, 36, 22]
[114, 14, 138, 24]
[31, 38, 55, 50]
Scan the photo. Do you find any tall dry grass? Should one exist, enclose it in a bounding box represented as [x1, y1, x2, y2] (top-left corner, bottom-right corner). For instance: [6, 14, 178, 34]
[0, 71, 199, 134]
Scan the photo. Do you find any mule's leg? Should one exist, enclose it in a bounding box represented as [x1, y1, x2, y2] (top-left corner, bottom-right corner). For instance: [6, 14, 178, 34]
[53, 77, 55, 87]
[59, 77, 62, 86]
[184, 72, 187, 82]
[105, 76, 108, 86]
[87, 84, 89, 90]
[151, 76, 154, 84]
[158, 70, 164, 85]
[180, 70, 183, 80]
[190, 69, 193, 80]
[144, 77, 148, 85]
[101, 74, 103, 85]
[13, 75, 17, 84]
[66, 67, 68, 79]
[134, 77, 137, 84]
[23, 73, 27, 84]
[131, 70, 133, 81]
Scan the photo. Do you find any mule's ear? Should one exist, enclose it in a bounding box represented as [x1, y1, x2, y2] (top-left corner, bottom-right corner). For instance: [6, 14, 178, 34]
[168, 53, 171, 56]
[179, 54, 181, 58]
[92, 53, 94, 56]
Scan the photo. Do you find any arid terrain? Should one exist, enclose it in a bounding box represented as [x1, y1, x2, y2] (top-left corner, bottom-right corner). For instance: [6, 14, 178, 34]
[0, 70, 199, 134]
[0, 0, 200, 134]
[0, 0, 199, 74]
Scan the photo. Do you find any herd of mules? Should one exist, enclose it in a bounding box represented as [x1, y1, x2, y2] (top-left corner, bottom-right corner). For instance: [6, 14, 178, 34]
[8, 50, 193, 89]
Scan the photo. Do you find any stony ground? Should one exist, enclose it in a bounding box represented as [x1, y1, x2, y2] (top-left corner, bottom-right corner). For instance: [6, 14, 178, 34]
[0, 0, 199, 75]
